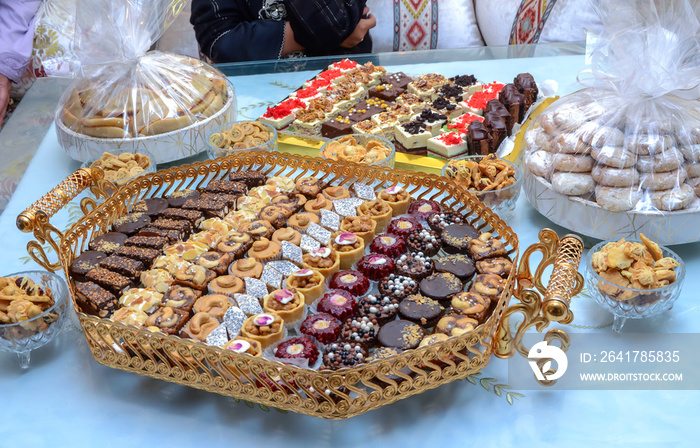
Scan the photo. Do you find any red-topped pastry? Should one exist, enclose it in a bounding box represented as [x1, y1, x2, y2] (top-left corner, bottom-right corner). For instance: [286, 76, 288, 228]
[275, 336, 320, 365]
[370, 233, 407, 258]
[328, 270, 370, 296]
[317, 289, 359, 321]
[407, 199, 442, 220]
[388, 217, 422, 238]
[300, 313, 342, 344]
[357, 253, 395, 281]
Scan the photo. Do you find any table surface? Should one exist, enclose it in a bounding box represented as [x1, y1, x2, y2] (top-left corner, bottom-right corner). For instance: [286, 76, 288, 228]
[1, 43, 698, 447]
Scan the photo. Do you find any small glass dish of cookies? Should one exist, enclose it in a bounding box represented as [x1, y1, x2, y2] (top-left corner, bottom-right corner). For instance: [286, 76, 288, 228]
[0, 271, 69, 368]
[319, 134, 396, 168]
[585, 238, 686, 332]
[81, 148, 157, 186]
[441, 154, 522, 217]
[206, 120, 278, 159]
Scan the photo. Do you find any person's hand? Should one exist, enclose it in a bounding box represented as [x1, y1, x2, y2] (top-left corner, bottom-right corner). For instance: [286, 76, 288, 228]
[0, 74, 11, 126]
[340, 7, 376, 48]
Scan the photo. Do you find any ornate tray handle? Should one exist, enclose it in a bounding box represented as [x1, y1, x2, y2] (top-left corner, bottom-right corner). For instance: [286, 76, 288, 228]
[493, 229, 584, 383]
[15, 168, 103, 271]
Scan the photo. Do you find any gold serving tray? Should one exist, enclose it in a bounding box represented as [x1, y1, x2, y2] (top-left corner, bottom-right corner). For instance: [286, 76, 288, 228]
[17, 152, 583, 419]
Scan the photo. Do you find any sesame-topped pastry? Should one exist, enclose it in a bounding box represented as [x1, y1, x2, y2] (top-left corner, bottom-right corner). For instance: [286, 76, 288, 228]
[387, 216, 422, 238]
[272, 227, 302, 246]
[289, 212, 321, 232]
[239, 219, 275, 241]
[207, 274, 245, 298]
[196, 251, 234, 275]
[357, 198, 393, 232]
[330, 231, 365, 269]
[180, 312, 220, 341]
[450, 291, 491, 323]
[329, 270, 370, 296]
[295, 176, 326, 198]
[302, 246, 340, 278]
[378, 185, 411, 216]
[285, 268, 326, 304]
[339, 215, 376, 247]
[240, 312, 284, 348]
[370, 233, 407, 258]
[304, 193, 334, 215]
[322, 186, 351, 201]
[357, 253, 394, 281]
[193, 294, 233, 321]
[228, 258, 263, 279]
[216, 232, 253, 258]
[263, 288, 305, 324]
[247, 237, 282, 262]
[223, 337, 263, 357]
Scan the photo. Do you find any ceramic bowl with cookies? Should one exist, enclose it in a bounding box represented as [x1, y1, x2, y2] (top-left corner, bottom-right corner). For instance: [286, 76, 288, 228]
[55, 52, 237, 164]
[585, 234, 685, 332]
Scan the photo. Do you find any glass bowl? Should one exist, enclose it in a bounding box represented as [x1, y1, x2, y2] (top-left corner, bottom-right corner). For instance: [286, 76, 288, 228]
[81, 148, 157, 186]
[319, 134, 396, 168]
[441, 155, 522, 217]
[585, 240, 686, 332]
[206, 120, 278, 159]
[0, 271, 69, 368]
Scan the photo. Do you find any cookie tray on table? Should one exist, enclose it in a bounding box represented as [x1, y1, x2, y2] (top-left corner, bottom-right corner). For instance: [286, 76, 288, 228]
[17, 152, 584, 419]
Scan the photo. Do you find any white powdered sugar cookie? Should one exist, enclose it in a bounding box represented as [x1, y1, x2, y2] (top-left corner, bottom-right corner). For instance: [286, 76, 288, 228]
[551, 133, 590, 155]
[687, 163, 700, 178]
[591, 146, 636, 168]
[624, 133, 675, 156]
[639, 169, 687, 191]
[538, 111, 559, 134]
[679, 144, 700, 162]
[552, 154, 594, 173]
[688, 177, 700, 197]
[650, 184, 696, 211]
[552, 101, 604, 131]
[591, 164, 639, 187]
[594, 186, 642, 212]
[636, 147, 684, 172]
[579, 122, 625, 148]
[526, 150, 554, 178]
[552, 172, 595, 196]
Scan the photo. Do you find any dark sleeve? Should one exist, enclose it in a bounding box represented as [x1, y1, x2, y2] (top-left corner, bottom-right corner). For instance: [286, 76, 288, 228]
[190, 0, 286, 63]
[285, 0, 366, 53]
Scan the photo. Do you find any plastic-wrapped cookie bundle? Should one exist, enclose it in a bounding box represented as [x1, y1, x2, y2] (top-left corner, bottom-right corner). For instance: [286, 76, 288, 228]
[524, 0, 700, 214]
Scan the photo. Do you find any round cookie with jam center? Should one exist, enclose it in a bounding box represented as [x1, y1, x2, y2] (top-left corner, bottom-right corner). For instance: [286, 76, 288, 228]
[441, 223, 480, 254]
[434, 254, 476, 282]
[300, 313, 342, 344]
[317, 290, 358, 321]
[388, 216, 423, 238]
[377, 319, 426, 350]
[378, 274, 419, 300]
[398, 294, 445, 327]
[357, 253, 395, 281]
[370, 233, 407, 258]
[420, 272, 464, 303]
[407, 199, 441, 220]
[275, 336, 320, 365]
[328, 270, 370, 296]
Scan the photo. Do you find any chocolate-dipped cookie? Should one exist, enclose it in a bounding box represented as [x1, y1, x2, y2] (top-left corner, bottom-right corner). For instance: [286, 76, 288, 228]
[357, 294, 399, 325]
[378, 274, 419, 300]
[475, 257, 513, 278]
[166, 189, 200, 208]
[322, 341, 368, 370]
[398, 294, 445, 327]
[377, 319, 426, 350]
[427, 211, 466, 234]
[434, 254, 476, 282]
[69, 250, 108, 282]
[441, 223, 480, 254]
[419, 272, 463, 303]
[340, 315, 379, 346]
[132, 198, 169, 216]
[395, 252, 434, 281]
[89, 232, 127, 254]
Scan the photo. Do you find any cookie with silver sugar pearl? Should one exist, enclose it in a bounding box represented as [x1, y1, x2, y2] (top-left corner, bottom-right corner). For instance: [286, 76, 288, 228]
[427, 211, 466, 234]
[358, 294, 399, 325]
[405, 228, 442, 257]
[340, 315, 379, 345]
[395, 252, 434, 281]
[321, 341, 368, 370]
[378, 274, 418, 300]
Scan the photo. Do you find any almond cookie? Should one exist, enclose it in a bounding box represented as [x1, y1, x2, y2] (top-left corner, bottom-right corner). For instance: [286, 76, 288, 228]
[650, 183, 696, 211]
[591, 164, 639, 187]
[578, 122, 625, 148]
[636, 148, 684, 173]
[594, 186, 642, 212]
[590, 146, 636, 168]
[550, 133, 590, 155]
[552, 172, 595, 196]
[624, 133, 675, 156]
[639, 169, 687, 191]
[552, 154, 595, 173]
[526, 150, 554, 178]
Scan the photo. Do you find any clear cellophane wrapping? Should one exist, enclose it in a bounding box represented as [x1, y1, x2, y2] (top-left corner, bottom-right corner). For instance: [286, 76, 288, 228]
[55, 0, 229, 138]
[523, 0, 700, 213]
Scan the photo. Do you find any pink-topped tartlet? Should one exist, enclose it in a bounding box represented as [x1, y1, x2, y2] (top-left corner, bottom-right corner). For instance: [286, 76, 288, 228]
[263, 288, 306, 324]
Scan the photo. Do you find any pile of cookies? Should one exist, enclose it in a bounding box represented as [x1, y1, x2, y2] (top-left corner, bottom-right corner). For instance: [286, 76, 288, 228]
[208, 121, 274, 152]
[525, 90, 700, 212]
[0, 276, 58, 334]
[88, 151, 152, 183]
[60, 53, 228, 139]
[68, 169, 514, 377]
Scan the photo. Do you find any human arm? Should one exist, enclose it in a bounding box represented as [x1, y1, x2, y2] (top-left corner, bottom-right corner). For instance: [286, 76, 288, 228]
[285, 0, 370, 53]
